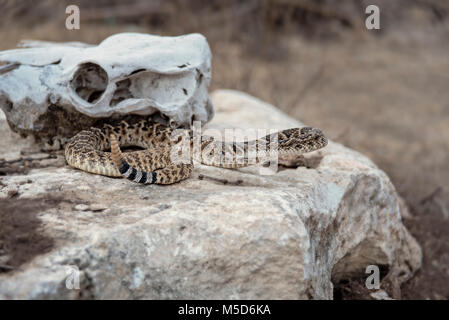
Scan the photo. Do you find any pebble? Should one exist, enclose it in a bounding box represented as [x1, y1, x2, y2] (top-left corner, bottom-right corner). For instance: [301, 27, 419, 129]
[370, 290, 394, 300]
[74, 203, 107, 212]
[74, 204, 89, 211]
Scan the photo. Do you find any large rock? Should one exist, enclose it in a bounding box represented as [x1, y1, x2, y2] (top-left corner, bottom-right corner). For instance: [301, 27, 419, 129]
[0, 90, 421, 299]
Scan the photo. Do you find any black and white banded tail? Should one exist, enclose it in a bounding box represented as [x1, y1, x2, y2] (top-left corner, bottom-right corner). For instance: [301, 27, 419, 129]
[110, 134, 157, 184]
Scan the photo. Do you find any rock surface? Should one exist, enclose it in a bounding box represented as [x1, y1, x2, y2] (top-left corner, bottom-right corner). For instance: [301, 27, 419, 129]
[0, 90, 421, 299]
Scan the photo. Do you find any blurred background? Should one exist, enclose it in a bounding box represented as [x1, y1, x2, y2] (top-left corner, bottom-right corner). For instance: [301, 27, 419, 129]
[0, 0, 448, 299]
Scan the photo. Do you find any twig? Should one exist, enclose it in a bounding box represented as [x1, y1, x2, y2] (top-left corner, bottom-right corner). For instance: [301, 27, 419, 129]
[201, 0, 259, 25]
[198, 174, 243, 186]
[435, 198, 449, 220]
[81, 3, 170, 21]
[419, 186, 443, 205]
[269, 0, 355, 27]
[286, 64, 324, 113]
[415, 0, 449, 13]
[0, 264, 14, 271]
[0, 154, 57, 166]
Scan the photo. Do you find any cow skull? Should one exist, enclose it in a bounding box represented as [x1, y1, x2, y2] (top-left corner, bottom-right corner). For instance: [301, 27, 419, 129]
[0, 33, 214, 142]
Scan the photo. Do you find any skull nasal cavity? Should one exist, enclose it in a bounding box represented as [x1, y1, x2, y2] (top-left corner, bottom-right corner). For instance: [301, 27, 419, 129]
[70, 63, 108, 104]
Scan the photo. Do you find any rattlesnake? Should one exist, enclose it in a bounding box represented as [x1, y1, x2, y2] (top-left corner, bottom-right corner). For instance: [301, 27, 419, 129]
[65, 119, 327, 184]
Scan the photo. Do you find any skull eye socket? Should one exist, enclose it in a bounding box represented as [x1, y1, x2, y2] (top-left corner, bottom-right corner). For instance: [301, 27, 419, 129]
[70, 63, 108, 104]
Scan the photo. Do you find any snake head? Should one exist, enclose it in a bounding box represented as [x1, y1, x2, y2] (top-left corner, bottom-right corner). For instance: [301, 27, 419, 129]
[276, 127, 328, 155]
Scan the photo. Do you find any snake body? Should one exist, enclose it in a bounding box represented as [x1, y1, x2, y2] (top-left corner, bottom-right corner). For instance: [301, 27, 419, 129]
[65, 120, 327, 184]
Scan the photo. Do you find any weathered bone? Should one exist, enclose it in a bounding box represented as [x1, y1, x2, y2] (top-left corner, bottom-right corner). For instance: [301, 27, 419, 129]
[0, 33, 214, 142]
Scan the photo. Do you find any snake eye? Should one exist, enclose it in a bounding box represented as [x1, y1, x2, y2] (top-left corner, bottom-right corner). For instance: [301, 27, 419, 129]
[300, 127, 312, 135]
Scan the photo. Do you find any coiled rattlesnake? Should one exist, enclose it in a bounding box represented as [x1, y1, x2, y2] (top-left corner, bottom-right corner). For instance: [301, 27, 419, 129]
[65, 120, 327, 184]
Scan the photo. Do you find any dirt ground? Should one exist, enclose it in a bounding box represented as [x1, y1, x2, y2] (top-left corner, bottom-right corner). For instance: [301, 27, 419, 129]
[0, 0, 448, 299]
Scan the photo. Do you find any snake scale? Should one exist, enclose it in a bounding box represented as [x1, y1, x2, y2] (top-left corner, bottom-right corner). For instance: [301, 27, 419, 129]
[65, 120, 328, 185]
